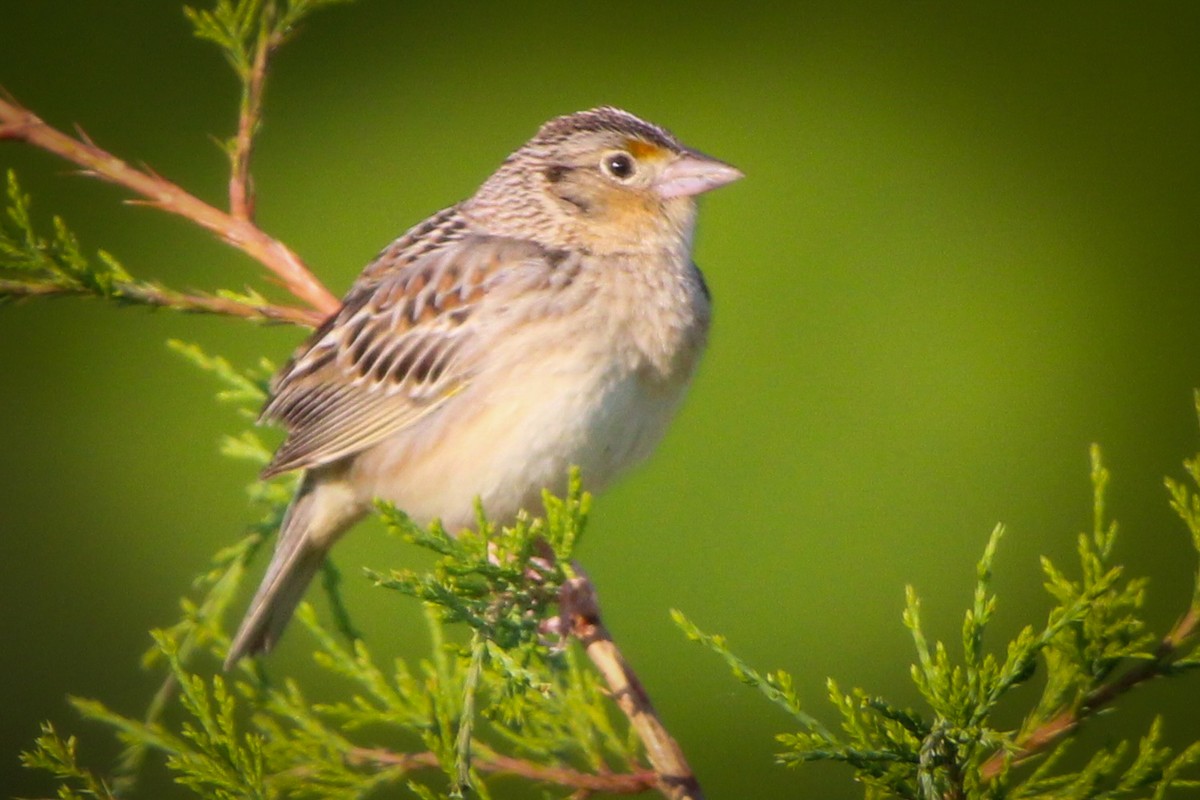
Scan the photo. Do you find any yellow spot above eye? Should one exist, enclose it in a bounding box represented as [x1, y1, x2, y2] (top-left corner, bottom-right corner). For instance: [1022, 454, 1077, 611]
[625, 139, 666, 160]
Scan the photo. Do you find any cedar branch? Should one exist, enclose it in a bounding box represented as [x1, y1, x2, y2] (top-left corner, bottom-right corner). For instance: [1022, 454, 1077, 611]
[227, 10, 279, 221]
[981, 603, 1199, 780]
[348, 746, 658, 794]
[0, 93, 339, 316]
[0, 279, 322, 326]
[561, 572, 706, 800]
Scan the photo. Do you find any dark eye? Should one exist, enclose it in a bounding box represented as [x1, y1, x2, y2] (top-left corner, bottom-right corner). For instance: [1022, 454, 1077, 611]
[601, 151, 636, 181]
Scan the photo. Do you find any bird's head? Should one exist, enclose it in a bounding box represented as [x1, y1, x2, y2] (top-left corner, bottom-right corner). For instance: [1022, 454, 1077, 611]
[468, 107, 742, 255]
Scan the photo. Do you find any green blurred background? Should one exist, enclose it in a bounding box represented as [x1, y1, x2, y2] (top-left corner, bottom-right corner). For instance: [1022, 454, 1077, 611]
[2, 2, 1199, 797]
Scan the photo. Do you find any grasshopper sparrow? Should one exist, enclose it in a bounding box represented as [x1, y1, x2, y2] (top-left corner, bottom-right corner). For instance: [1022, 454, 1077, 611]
[226, 106, 742, 667]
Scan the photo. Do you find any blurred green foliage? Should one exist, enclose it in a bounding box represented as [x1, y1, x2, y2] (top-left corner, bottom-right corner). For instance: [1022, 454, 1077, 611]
[2, 2, 1199, 798]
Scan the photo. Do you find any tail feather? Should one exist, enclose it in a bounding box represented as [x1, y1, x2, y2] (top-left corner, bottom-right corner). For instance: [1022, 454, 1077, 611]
[224, 471, 360, 670]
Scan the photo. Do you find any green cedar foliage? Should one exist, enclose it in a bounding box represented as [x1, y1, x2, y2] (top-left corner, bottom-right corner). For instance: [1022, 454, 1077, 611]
[677, 440, 1200, 798]
[0, 171, 287, 320]
[0, 170, 150, 306]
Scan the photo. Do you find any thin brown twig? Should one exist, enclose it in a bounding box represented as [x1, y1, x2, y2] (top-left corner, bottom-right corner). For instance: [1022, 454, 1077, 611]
[560, 570, 706, 800]
[228, 15, 277, 221]
[348, 746, 658, 794]
[0, 93, 340, 316]
[981, 603, 1199, 780]
[0, 279, 323, 326]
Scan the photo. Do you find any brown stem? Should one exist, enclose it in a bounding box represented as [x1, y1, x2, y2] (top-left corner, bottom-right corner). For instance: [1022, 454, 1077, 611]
[0, 279, 323, 326]
[981, 603, 1199, 780]
[348, 746, 657, 794]
[561, 570, 706, 800]
[228, 22, 277, 221]
[0, 94, 340, 316]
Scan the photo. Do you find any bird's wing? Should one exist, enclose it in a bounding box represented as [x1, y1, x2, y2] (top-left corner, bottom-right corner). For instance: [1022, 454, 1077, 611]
[260, 231, 557, 477]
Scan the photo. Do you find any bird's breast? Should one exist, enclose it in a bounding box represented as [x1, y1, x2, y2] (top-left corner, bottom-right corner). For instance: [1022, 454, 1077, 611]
[350, 248, 710, 530]
[598, 251, 712, 383]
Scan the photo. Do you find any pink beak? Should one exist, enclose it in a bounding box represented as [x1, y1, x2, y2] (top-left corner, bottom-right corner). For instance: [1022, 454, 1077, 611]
[654, 152, 744, 199]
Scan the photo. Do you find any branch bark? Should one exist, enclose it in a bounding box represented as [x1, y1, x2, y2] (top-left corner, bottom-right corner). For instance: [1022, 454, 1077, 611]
[561, 571, 706, 800]
[0, 93, 340, 317]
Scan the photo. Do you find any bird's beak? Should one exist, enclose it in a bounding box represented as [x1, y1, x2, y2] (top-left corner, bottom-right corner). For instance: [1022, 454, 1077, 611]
[654, 152, 744, 200]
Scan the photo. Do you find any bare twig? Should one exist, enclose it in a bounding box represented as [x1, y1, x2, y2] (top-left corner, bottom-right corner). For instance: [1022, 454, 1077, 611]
[348, 746, 658, 794]
[561, 571, 705, 800]
[982, 604, 1200, 780]
[0, 94, 340, 316]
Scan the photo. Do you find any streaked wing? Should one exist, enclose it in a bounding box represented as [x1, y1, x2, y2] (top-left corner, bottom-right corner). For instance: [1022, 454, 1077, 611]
[260, 224, 550, 477]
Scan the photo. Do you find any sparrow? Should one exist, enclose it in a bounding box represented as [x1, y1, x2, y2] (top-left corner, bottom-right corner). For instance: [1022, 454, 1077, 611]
[225, 106, 742, 668]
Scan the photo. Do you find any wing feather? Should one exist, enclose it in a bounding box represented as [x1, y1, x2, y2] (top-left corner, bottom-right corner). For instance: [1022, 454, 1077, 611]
[260, 226, 555, 478]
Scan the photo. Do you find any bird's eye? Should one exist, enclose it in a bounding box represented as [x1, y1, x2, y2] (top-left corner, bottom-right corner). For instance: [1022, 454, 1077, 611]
[601, 151, 636, 181]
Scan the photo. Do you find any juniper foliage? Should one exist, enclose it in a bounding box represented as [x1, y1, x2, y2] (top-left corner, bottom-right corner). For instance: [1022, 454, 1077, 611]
[0, 169, 304, 321]
[677, 440, 1200, 798]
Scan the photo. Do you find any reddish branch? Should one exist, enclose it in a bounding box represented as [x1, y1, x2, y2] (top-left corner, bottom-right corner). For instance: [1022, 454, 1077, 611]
[0, 279, 321, 326]
[228, 21, 277, 221]
[349, 746, 658, 794]
[561, 573, 706, 800]
[0, 93, 339, 320]
[982, 603, 1199, 780]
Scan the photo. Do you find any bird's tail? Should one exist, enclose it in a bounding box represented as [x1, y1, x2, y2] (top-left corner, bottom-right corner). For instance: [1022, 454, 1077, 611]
[224, 470, 361, 670]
